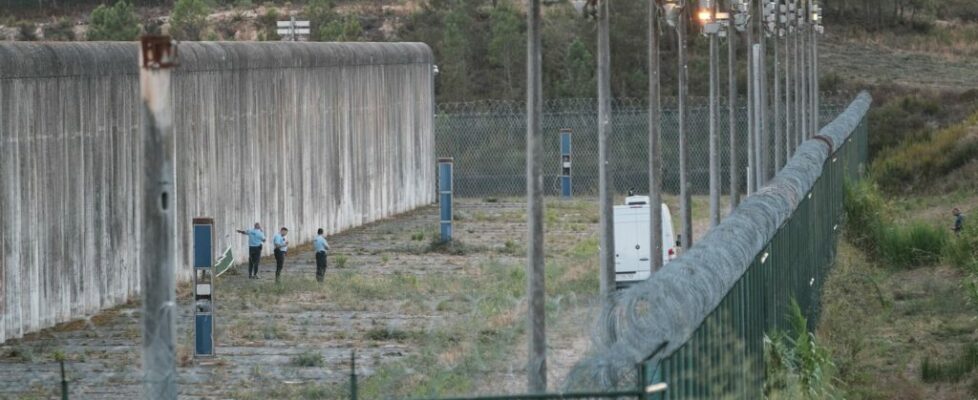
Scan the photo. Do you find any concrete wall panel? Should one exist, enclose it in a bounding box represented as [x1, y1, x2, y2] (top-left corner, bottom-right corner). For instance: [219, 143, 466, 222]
[0, 42, 435, 343]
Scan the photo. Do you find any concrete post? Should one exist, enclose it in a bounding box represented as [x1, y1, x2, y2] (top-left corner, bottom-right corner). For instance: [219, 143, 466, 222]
[139, 36, 178, 400]
[678, 0, 693, 248]
[598, 0, 616, 301]
[525, 0, 547, 392]
[649, 0, 664, 272]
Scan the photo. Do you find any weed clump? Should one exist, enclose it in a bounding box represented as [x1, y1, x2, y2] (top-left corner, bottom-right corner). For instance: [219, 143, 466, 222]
[364, 328, 411, 342]
[291, 352, 324, 367]
[872, 110, 978, 193]
[921, 344, 978, 383]
[764, 299, 839, 399]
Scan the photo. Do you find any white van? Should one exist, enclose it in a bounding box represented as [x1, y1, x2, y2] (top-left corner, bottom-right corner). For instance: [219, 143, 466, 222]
[613, 195, 676, 288]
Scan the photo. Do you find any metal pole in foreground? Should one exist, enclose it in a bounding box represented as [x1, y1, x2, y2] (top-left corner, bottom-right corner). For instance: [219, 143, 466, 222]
[139, 35, 178, 400]
[751, 43, 762, 186]
[598, 0, 616, 302]
[525, 0, 547, 392]
[773, 1, 783, 172]
[745, 0, 755, 195]
[784, 3, 793, 157]
[708, 1, 721, 227]
[678, 0, 693, 249]
[649, 0, 664, 272]
[727, 6, 739, 213]
[756, 0, 768, 185]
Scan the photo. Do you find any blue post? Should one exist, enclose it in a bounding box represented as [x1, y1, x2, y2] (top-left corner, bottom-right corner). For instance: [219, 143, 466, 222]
[192, 217, 215, 357]
[560, 129, 572, 198]
[438, 158, 453, 242]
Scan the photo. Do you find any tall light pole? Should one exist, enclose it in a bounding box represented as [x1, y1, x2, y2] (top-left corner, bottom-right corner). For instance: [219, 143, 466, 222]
[649, 0, 664, 273]
[783, 0, 793, 158]
[678, 0, 692, 249]
[697, 0, 724, 228]
[525, 0, 546, 392]
[812, 3, 822, 133]
[730, 0, 748, 211]
[766, 0, 782, 172]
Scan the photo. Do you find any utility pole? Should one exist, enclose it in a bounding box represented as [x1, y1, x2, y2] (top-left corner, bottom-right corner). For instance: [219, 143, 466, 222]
[794, 0, 802, 145]
[706, 0, 721, 227]
[678, 0, 693, 249]
[139, 36, 178, 400]
[598, 0, 616, 304]
[813, 2, 821, 134]
[525, 0, 546, 392]
[649, 0, 664, 272]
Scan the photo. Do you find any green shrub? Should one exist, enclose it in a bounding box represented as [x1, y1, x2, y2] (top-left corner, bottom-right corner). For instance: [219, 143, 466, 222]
[256, 6, 279, 41]
[871, 110, 978, 193]
[844, 180, 886, 251]
[170, 0, 211, 41]
[16, 21, 37, 41]
[876, 222, 947, 268]
[87, 1, 140, 41]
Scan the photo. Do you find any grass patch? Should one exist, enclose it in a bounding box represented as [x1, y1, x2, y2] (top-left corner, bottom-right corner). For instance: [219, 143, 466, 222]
[290, 352, 324, 367]
[364, 328, 412, 342]
[844, 180, 948, 268]
[333, 254, 348, 269]
[922, 344, 978, 383]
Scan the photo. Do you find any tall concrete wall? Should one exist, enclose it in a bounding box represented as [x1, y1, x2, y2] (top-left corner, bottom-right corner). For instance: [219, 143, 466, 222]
[0, 42, 435, 343]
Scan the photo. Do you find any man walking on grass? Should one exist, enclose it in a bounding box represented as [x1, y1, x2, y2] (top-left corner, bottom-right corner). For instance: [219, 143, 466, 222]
[314, 228, 330, 283]
[237, 223, 266, 279]
[273, 227, 289, 283]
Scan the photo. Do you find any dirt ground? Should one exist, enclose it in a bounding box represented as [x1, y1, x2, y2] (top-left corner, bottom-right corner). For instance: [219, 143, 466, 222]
[0, 196, 715, 400]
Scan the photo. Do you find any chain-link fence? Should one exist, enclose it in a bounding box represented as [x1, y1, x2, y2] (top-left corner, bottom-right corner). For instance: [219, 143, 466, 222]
[436, 98, 847, 197]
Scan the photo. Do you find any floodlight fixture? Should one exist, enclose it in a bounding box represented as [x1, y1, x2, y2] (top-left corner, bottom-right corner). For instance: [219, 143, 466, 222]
[657, 0, 683, 28]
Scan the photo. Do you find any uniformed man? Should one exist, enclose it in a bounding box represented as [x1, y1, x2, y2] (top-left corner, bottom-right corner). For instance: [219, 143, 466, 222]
[314, 228, 330, 283]
[236, 223, 266, 279]
[273, 227, 289, 283]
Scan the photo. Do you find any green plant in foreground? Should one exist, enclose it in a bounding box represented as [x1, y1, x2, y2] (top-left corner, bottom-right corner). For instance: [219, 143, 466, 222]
[765, 299, 838, 399]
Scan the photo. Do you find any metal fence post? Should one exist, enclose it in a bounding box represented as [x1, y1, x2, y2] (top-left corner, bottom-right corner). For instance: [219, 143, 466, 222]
[350, 350, 358, 400]
[728, 7, 739, 213]
[598, 0, 617, 304]
[438, 158, 454, 242]
[678, 0, 693, 248]
[139, 35, 178, 400]
[649, 0, 664, 272]
[708, 0, 721, 228]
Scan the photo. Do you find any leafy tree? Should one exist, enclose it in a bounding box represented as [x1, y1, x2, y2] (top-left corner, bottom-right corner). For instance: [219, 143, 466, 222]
[440, 4, 470, 101]
[306, 0, 338, 41]
[318, 15, 362, 42]
[44, 17, 75, 41]
[87, 0, 140, 41]
[487, 1, 524, 99]
[559, 38, 595, 98]
[169, 0, 210, 41]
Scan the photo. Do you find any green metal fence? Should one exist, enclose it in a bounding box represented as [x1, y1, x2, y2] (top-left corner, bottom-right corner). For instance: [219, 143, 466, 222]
[647, 108, 868, 399]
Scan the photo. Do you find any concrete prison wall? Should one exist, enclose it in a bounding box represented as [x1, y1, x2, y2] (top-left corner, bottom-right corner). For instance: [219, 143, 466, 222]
[0, 42, 435, 343]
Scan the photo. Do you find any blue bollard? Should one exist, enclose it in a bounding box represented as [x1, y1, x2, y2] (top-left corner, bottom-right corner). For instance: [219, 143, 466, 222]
[560, 129, 572, 198]
[192, 217, 215, 357]
[438, 158, 453, 242]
